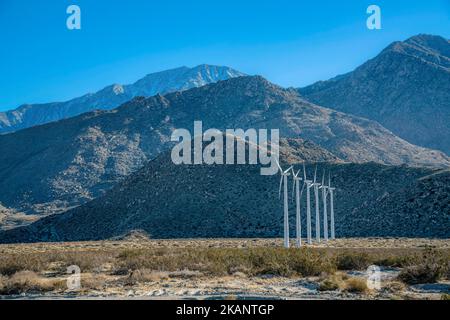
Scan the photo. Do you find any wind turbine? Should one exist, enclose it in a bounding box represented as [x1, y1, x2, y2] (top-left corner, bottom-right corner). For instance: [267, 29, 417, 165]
[291, 168, 304, 248]
[328, 173, 336, 240]
[312, 166, 321, 243]
[277, 160, 293, 248]
[303, 164, 313, 245]
[320, 171, 329, 242]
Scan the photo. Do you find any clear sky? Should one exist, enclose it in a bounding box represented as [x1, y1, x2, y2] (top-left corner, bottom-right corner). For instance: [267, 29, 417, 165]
[0, 0, 449, 111]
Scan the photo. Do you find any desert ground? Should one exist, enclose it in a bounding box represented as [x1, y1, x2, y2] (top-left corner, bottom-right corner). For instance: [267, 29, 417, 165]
[0, 237, 449, 300]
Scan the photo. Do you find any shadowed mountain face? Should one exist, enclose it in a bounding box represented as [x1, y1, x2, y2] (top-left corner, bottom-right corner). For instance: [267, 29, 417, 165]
[300, 34, 450, 155]
[0, 145, 448, 243]
[0, 76, 448, 224]
[0, 65, 245, 134]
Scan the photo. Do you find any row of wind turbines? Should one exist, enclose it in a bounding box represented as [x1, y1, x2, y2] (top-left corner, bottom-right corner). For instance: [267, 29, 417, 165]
[277, 162, 336, 248]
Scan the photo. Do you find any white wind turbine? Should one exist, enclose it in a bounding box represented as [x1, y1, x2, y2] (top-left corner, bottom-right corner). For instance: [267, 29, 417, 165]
[319, 170, 329, 242]
[303, 164, 313, 245]
[328, 173, 336, 240]
[277, 160, 293, 248]
[312, 166, 321, 243]
[291, 168, 305, 248]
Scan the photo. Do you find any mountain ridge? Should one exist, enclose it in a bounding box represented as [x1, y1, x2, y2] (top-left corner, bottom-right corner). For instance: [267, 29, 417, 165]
[0, 64, 245, 134]
[299, 34, 450, 154]
[0, 75, 448, 226]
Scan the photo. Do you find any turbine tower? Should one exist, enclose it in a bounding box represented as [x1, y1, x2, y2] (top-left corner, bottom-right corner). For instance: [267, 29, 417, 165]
[291, 168, 304, 248]
[303, 164, 313, 245]
[276, 161, 293, 248]
[320, 171, 329, 242]
[312, 166, 321, 243]
[328, 173, 336, 240]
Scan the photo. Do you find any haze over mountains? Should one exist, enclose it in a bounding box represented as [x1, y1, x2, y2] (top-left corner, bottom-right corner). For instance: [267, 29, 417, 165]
[0, 64, 245, 134]
[1, 141, 448, 243]
[300, 34, 450, 155]
[1, 76, 448, 229]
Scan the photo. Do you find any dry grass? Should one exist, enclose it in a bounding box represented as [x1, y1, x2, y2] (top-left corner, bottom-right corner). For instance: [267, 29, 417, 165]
[123, 270, 170, 286]
[343, 277, 369, 294]
[318, 275, 343, 292]
[114, 247, 337, 277]
[383, 281, 406, 294]
[0, 271, 65, 295]
[1, 244, 448, 280]
[319, 273, 370, 294]
[335, 252, 371, 270]
[0, 239, 448, 297]
[398, 248, 448, 285]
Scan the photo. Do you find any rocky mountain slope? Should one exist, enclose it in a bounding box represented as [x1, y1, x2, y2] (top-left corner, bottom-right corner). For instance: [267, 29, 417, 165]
[0, 142, 447, 243]
[300, 34, 450, 154]
[0, 64, 244, 134]
[0, 76, 448, 223]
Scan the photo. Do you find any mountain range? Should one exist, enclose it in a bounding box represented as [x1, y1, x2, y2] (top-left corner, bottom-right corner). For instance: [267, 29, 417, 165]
[1, 140, 448, 243]
[0, 64, 245, 134]
[0, 75, 448, 230]
[0, 34, 449, 240]
[300, 34, 450, 154]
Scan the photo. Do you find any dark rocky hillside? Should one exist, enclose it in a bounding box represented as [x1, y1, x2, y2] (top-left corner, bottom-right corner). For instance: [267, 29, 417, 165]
[0, 143, 448, 243]
[300, 34, 450, 154]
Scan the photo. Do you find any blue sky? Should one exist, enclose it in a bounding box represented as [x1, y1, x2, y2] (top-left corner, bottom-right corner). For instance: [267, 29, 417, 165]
[0, 0, 449, 111]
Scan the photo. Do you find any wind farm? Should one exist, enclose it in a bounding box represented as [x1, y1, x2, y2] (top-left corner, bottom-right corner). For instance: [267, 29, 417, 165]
[276, 163, 337, 248]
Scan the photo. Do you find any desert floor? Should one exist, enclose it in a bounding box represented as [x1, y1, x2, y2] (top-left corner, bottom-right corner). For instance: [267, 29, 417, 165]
[0, 238, 449, 300]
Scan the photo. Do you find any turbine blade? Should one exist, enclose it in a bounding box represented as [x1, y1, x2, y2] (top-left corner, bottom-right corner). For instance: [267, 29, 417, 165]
[292, 179, 296, 201]
[313, 165, 317, 183]
[303, 163, 307, 180]
[329, 172, 331, 187]
[279, 176, 283, 199]
[275, 159, 283, 172]
[300, 183, 305, 197]
[322, 170, 325, 186]
[284, 166, 293, 174]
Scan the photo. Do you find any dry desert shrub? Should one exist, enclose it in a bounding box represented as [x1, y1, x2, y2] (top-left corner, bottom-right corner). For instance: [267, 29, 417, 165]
[383, 281, 406, 294]
[343, 277, 369, 294]
[114, 247, 335, 277]
[45, 251, 114, 272]
[318, 273, 347, 292]
[78, 273, 110, 291]
[126, 269, 170, 285]
[398, 249, 447, 285]
[0, 254, 47, 276]
[0, 271, 65, 295]
[335, 252, 371, 271]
